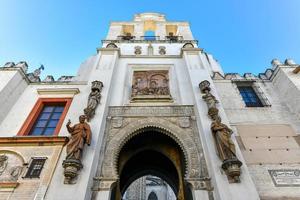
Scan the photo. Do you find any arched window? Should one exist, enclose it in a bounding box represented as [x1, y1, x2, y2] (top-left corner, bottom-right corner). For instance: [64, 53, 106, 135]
[144, 30, 156, 41]
[148, 191, 158, 200]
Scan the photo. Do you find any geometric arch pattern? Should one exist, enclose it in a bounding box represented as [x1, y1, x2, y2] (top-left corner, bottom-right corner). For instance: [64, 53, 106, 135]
[100, 117, 203, 180]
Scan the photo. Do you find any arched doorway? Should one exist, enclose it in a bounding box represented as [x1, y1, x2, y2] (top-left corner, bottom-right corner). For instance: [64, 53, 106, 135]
[111, 127, 189, 200]
[94, 108, 211, 200]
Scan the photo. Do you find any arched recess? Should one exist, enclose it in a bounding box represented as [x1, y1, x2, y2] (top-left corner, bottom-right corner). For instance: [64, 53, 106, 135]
[100, 117, 206, 198]
[101, 118, 202, 179]
[118, 135, 183, 195]
[106, 43, 118, 49]
[0, 150, 26, 164]
[183, 43, 194, 48]
[0, 150, 25, 182]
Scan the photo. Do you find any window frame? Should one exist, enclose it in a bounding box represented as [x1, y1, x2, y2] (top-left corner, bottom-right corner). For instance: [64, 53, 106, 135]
[234, 81, 271, 107]
[23, 157, 47, 179]
[18, 98, 72, 136]
[238, 86, 263, 107]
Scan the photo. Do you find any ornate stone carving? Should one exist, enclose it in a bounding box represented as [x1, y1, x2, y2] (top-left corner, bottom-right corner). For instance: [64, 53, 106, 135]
[285, 58, 296, 65]
[57, 76, 74, 82]
[179, 117, 190, 128]
[63, 115, 92, 184]
[188, 177, 213, 191]
[199, 80, 242, 183]
[15, 61, 28, 73]
[148, 44, 153, 55]
[293, 66, 300, 74]
[109, 106, 194, 117]
[199, 80, 219, 119]
[0, 154, 8, 176]
[106, 43, 118, 48]
[95, 106, 210, 191]
[111, 117, 123, 128]
[131, 70, 170, 98]
[2, 62, 15, 68]
[84, 80, 103, 121]
[27, 65, 44, 82]
[159, 46, 166, 55]
[0, 152, 24, 183]
[10, 166, 23, 181]
[182, 43, 194, 48]
[43, 75, 55, 82]
[271, 59, 282, 67]
[134, 46, 142, 55]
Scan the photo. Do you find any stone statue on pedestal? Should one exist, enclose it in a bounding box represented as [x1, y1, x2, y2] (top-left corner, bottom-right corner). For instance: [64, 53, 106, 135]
[211, 116, 236, 161]
[199, 80, 242, 183]
[63, 115, 92, 184]
[84, 81, 103, 121]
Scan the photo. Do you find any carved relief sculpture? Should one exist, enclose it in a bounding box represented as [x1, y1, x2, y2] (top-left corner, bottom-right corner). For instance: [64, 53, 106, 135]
[159, 46, 166, 55]
[199, 80, 242, 183]
[0, 154, 8, 176]
[62, 115, 92, 184]
[0, 153, 24, 183]
[134, 46, 142, 55]
[84, 80, 103, 121]
[26, 65, 45, 82]
[131, 70, 172, 102]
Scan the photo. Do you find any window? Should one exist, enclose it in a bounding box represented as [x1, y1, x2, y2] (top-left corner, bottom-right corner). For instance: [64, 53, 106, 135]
[144, 30, 156, 41]
[18, 98, 72, 136]
[29, 105, 64, 136]
[24, 157, 47, 178]
[238, 86, 263, 107]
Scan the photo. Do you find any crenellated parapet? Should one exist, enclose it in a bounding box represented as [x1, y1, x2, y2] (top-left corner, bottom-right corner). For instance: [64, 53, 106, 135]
[212, 58, 300, 81]
[1, 62, 76, 83]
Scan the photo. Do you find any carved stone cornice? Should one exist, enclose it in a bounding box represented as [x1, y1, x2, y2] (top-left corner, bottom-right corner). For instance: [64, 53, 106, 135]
[0, 136, 69, 146]
[37, 88, 80, 96]
[109, 105, 195, 117]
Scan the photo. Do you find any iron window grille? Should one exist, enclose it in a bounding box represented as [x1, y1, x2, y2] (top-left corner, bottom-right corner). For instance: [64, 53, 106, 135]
[238, 86, 263, 107]
[24, 157, 47, 178]
[234, 81, 271, 107]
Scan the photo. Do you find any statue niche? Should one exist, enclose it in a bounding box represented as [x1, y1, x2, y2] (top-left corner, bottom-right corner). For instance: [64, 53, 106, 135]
[131, 70, 172, 102]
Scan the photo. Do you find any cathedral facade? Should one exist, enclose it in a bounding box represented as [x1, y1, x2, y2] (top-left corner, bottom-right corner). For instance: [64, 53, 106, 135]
[0, 13, 300, 200]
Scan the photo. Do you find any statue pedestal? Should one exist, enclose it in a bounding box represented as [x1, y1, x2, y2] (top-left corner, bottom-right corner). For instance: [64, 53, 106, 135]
[62, 159, 83, 184]
[222, 158, 242, 183]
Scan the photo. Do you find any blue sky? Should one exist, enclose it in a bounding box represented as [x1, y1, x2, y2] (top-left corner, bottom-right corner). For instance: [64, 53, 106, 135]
[0, 0, 299, 79]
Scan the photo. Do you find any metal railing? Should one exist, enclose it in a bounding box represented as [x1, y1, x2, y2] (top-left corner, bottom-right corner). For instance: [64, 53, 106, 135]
[102, 35, 198, 45]
[140, 36, 160, 41]
[117, 35, 136, 41]
[165, 35, 183, 41]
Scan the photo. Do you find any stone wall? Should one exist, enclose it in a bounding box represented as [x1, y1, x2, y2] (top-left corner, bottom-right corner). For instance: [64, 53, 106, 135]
[0, 137, 67, 200]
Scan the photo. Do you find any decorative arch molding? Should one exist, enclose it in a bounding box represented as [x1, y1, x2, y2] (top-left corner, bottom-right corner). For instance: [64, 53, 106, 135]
[0, 149, 26, 164]
[182, 42, 194, 48]
[93, 106, 212, 193]
[0, 149, 25, 183]
[106, 43, 118, 49]
[101, 117, 203, 181]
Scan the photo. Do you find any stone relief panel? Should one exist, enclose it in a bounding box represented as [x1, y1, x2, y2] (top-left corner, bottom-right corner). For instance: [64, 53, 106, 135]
[94, 106, 211, 191]
[0, 151, 24, 183]
[131, 70, 172, 102]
